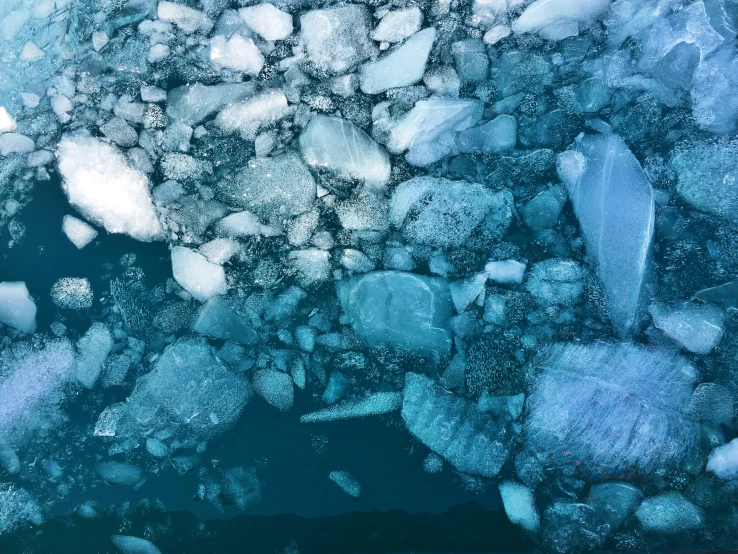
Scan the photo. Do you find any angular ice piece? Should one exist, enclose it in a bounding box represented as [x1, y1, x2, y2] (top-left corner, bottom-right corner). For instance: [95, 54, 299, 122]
[253, 369, 294, 411]
[456, 114, 517, 153]
[0, 107, 16, 134]
[525, 259, 585, 307]
[209, 35, 264, 75]
[371, 7, 422, 43]
[215, 211, 281, 238]
[337, 271, 453, 356]
[450, 273, 487, 313]
[57, 137, 164, 242]
[51, 277, 93, 310]
[329, 470, 361, 499]
[512, 0, 611, 36]
[215, 91, 288, 140]
[300, 5, 374, 75]
[100, 117, 138, 148]
[670, 138, 738, 223]
[557, 133, 654, 335]
[62, 215, 98, 249]
[157, 1, 212, 34]
[96, 462, 142, 486]
[520, 185, 567, 230]
[322, 372, 349, 405]
[359, 28, 436, 94]
[387, 98, 484, 164]
[0, 282, 36, 334]
[20, 42, 45, 62]
[75, 323, 112, 389]
[690, 45, 738, 134]
[499, 481, 539, 532]
[389, 177, 513, 248]
[402, 373, 510, 477]
[635, 493, 703, 533]
[300, 392, 402, 423]
[707, 438, 738, 479]
[289, 249, 331, 285]
[171, 246, 227, 302]
[485, 260, 526, 284]
[167, 82, 256, 125]
[452, 39, 489, 83]
[299, 115, 390, 188]
[649, 301, 724, 354]
[0, 133, 35, 156]
[525, 343, 699, 475]
[111, 535, 162, 554]
[239, 4, 293, 40]
[588, 481, 643, 530]
[191, 296, 259, 345]
[217, 154, 315, 222]
[199, 238, 240, 265]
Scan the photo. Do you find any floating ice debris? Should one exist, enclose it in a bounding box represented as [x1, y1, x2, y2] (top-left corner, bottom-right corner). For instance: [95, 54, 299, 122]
[525, 259, 586, 307]
[50, 278, 93, 310]
[635, 493, 704, 533]
[96, 462, 142, 486]
[0, 107, 16, 133]
[499, 481, 539, 532]
[0, 282, 36, 334]
[707, 438, 738, 480]
[191, 296, 259, 345]
[215, 91, 289, 140]
[61, 215, 97, 249]
[57, 137, 164, 242]
[300, 392, 402, 423]
[157, 1, 212, 34]
[649, 301, 724, 354]
[512, 0, 611, 38]
[209, 35, 264, 75]
[329, 471, 361, 499]
[75, 322, 112, 389]
[371, 7, 423, 43]
[111, 535, 162, 554]
[0, 133, 34, 156]
[171, 246, 227, 302]
[253, 369, 294, 411]
[485, 260, 526, 284]
[239, 4, 293, 41]
[166, 82, 256, 125]
[0, 485, 42, 536]
[588, 481, 643, 531]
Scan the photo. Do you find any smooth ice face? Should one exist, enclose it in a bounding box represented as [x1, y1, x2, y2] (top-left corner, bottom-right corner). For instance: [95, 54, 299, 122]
[512, 0, 612, 36]
[499, 481, 539, 532]
[299, 115, 391, 189]
[166, 82, 256, 125]
[170, 246, 227, 302]
[191, 296, 260, 345]
[111, 535, 162, 554]
[56, 137, 164, 242]
[0, 282, 36, 334]
[557, 133, 654, 335]
[215, 91, 289, 140]
[649, 301, 725, 354]
[239, 4, 293, 41]
[371, 7, 423, 43]
[337, 271, 454, 356]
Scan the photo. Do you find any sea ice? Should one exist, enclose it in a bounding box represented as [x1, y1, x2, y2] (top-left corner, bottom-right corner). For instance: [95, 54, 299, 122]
[329, 471, 361, 499]
[215, 91, 289, 140]
[649, 301, 724, 354]
[0, 282, 36, 334]
[239, 4, 293, 41]
[499, 481, 539, 531]
[635, 493, 704, 533]
[371, 7, 422, 43]
[171, 246, 227, 302]
[191, 296, 259, 345]
[111, 535, 162, 554]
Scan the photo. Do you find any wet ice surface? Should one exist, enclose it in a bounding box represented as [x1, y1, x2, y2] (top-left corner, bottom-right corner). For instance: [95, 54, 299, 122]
[2, 0, 738, 553]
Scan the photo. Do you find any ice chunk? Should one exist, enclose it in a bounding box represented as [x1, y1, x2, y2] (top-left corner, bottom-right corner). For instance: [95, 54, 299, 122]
[20, 42, 45, 62]
[146, 438, 169, 458]
[322, 372, 349, 405]
[100, 118, 138, 148]
[199, 238, 240, 265]
[299, 115, 390, 188]
[691, 45, 738, 134]
[192, 296, 259, 345]
[57, 137, 164, 242]
[167, 82, 256, 125]
[512, 0, 611, 36]
[499, 481, 539, 532]
[390, 177, 513, 248]
[0, 485, 42, 536]
[359, 28, 436, 94]
[690, 382, 735, 425]
[0, 282, 36, 334]
[209, 35, 264, 75]
[340, 249, 375, 273]
[0, 133, 35, 156]
[215, 91, 288, 140]
[300, 392, 402, 423]
[423, 452, 444, 473]
[300, 5, 374, 75]
[525, 343, 699, 476]
[485, 260, 526, 284]
[216, 154, 315, 222]
[157, 1, 213, 34]
[215, 211, 281, 238]
[649, 301, 724, 354]
[520, 185, 567, 230]
[588, 481, 643, 530]
[708, 437, 738, 480]
[96, 462, 142, 486]
[62, 215, 98, 249]
[171, 246, 227, 302]
[635, 493, 703, 533]
[670, 138, 738, 223]
[402, 373, 510, 477]
[253, 369, 294, 411]
[111, 535, 162, 554]
[525, 259, 585, 307]
[289, 249, 331, 286]
[0, 441, 20, 475]
[452, 39, 489, 83]
[371, 7, 422, 43]
[329, 471, 361, 499]
[239, 4, 293, 40]
[557, 134, 654, 335]
[337, 271, 453, 356]
[0, 107, 16, 134]
[50, 277, 93, 310]
[450, 274, 487, 313]
[75, 323, 112, 389]
[456, 114, 517, 153]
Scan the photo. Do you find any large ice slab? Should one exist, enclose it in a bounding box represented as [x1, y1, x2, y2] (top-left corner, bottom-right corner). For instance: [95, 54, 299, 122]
[0, 282, 36, 334]
[166, 82, 256, 125]
[239, 4, 293, 40]
[557, 133, 654, 335]
[402, 373, 510, 477]
[359, 28, 436, 94]
[171, 246, 227, 302]
[512, 0, 611, 37]
[337, 271, 453, 356]
[191, 296, 259, 345]
[57, 137, 164, 242]
[299, 115, 390, 189]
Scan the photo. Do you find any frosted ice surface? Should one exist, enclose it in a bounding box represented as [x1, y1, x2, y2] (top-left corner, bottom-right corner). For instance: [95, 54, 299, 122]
[402, 373, 510, 477]
[51, 277, 93, 310]
[0, 282, 36, 334]
[588, 481, 643, 530]
[329, 471, 362, 498]
[299, 115, 390, 188]
[198, 238, 240, 265]
[191, 296, 259, 345]
[0, 133, 35, 156]
[166, 82, 256, 125]
[289, 248, 331, 285]
[239, 4, 293, 41]
[0, 485, 42, 536]
[209, 35, 264, 75]
[96, 462, 142, 486]
[0, 107, 16, 133]
[525, 259, 585, 307]
[485, 260, 526, 284]
[456, 114, 517, 153]
[525, 343, 699, 476]
[649, 301, 724, 354]
[157, 1, 213, 34]
[300, 392, 402, 423]
[253, 369, 294, 411]
[337, 271, 453, 356]
[512, 0, 611, 36]
[499, 481, 539, 532]
[300, 5, 374, 75]
[707, 438, 738, 480]
[635, 493, 704, 533]
[557, 133, 654, 335]
[111, 535, 162, 554]
[171, 246, 227, 302]
[215, 91, 288, 140]
[75, 322, 112, 389]
[215, 211, 281, 238]
[371, 7, 423, 43]
[57, 137, 164, 242]
[359, 27, 436, 94]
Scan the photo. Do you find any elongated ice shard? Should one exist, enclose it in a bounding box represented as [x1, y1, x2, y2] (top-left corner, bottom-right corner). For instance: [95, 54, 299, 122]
[557, 133, 654, 335]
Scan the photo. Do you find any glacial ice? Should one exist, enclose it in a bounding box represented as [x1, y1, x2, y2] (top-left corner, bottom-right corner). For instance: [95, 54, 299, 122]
[239, 4, 293, 41]
[170, 246, 227, 302]
[557, 133, 654, 335]
[0, 282, 36, 334]
[499, 481, 539, 532]
[208, 35, 264, 75]
[192, 297, 259, 345]
[649, 301, 724, 354]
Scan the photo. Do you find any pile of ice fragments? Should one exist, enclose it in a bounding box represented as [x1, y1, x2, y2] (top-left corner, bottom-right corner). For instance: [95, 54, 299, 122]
[2, 0, 738, 551]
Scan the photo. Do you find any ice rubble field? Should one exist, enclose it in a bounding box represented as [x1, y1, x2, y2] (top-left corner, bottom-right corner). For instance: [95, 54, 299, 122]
[3, 0, 738, 551]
